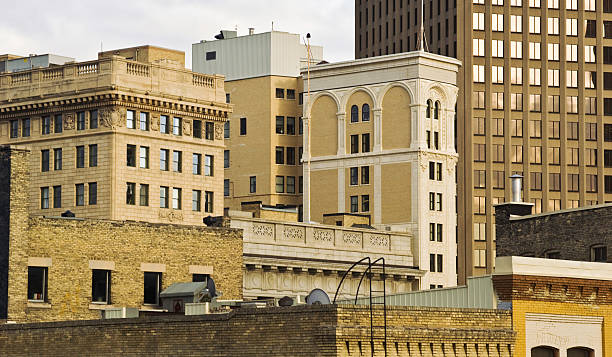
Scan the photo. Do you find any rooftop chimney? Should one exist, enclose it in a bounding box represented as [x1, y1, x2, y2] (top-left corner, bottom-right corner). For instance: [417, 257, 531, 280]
[510, 174, 523, 203]
[249, 28, 255, 35]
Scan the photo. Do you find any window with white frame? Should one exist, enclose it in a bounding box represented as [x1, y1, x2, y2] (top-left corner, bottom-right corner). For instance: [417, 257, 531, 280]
[529, 0, 541, 7]
[548, 17, 559, 35]
[511, 93, 523, 110]
[585, 71, 596, 88]
[473, 39, 485, 56]
[511, 41, 522, 58]
[492, 40, 504, 57]
[511, 67, 522, 84]
[492, 66, 504, 84]
[492, 92, 504, 110]
[529, 42, 541, 59]
[566, 44, 578, 62]
[511, 0, 521, 5]
[510, 15, 522, 32]
[585, 0, 595, 10]
[492, 0, 503, 5]
[529, 68, 541, 86]
[585, 45, 596, 62]
[566, 70, 578, 88]
[492, 14, 504, 32]
[566, 18, 577, 36]
[529, 16, 541, 34]
[548, 69, 559, 86]
[474, 249, 487, 267]
[566, 96, 578, 113]
[473, 223, 486, 241]
[566, 0, 577, 10]
[473, 13, 484, 30]
[473, 65, 485, 83]
[548, 43, 559, 61]
[548, 0, 558, 8]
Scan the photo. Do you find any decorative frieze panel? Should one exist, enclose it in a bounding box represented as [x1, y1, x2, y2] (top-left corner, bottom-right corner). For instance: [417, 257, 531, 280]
[63, 113, 75, 130]
[313, 228, 334, 244]
[99, 107, 124, 129]
[214, 122, 224, 140]
[342, 231, 362, 247]
[283, 226, 305, 242]
[365, 233, 390, 249]
[252, 223, 274, 241]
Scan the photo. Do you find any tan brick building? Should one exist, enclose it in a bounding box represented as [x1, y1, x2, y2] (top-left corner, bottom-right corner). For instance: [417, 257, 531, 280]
[0, 45, 230, 225]
[0, 146, 243, 323]
[192, 30, 323, 217]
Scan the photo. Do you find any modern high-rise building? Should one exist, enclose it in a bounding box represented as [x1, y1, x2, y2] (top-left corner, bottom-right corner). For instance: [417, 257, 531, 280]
[356, 0, 612, 283]
[303, 52, 460, 288]
[0, 46, 230, 225]
[192, 30, 323, 216]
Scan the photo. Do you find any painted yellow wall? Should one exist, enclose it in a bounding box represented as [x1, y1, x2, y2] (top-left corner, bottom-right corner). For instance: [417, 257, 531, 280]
[310, 169, 338, 222]
[310, 95, 338, 157]
[511, 300, 612, 357]
[382, 86, 412, 149]
[381, 162, 412, 223]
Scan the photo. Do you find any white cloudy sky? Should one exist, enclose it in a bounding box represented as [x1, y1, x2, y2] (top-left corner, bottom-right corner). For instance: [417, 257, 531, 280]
[1, 0, 355, 68]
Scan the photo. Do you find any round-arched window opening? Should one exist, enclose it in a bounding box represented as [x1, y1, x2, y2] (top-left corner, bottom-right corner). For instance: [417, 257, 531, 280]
[362, 104, 370, 122]
[434, 101, 441, 119]
[567, 347, 593, 357]
[426, 99, 433, 118]
[531, 346, 558, 357]
[350, 105, 359, 123]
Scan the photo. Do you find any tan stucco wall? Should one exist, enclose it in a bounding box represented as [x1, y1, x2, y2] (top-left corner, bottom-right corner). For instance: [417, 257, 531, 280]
[381, 162, 412, 223]
[310, 95, 338, 157]
[310, 169, 338, 222]
[382, 86, 412, 149]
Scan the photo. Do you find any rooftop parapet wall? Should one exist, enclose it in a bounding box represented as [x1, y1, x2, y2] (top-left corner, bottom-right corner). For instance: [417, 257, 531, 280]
[0, 56, 227, 106]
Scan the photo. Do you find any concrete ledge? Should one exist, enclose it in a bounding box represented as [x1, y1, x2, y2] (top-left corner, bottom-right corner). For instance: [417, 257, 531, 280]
[27, 257, 51, 267]
[140, 263, 166, 272]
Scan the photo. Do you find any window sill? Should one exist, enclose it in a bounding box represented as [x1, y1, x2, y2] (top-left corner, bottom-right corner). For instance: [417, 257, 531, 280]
[27, 301, 51, 309]
[89, 303, 112, 310]
[140, 305, 166, 312]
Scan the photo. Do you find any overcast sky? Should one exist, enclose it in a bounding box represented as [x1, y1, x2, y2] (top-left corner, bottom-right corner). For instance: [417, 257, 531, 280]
[1, 0, 355, 68]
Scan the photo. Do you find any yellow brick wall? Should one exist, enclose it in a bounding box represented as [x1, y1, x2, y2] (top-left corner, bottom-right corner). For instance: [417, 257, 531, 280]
[381, 86, 412, 149]
[381, 162, 412, 223]
[8, 217, 242, 323]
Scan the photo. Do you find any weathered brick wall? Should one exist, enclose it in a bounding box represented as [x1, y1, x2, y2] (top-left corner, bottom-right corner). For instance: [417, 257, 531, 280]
[495, 203, 612, 261]
[0, 146, 30, 320]
[0, 305, 514, 357]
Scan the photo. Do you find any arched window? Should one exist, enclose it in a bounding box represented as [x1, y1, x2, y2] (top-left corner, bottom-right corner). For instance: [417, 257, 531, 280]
[362, 104, 370, 121]
[567, 347, 593, 357]
[531, 346, 558, 357]
[350, 105, 359, 123]
[434, 101, 441, 119]
[426, 100, 433, 118]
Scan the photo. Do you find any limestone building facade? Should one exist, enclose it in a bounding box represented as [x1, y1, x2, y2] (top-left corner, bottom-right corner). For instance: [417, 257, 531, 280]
[0, 46, 230, 225]
[0, 146, 243, 323]
[192, 30, 323, 216]
[302, 51, 460, 288]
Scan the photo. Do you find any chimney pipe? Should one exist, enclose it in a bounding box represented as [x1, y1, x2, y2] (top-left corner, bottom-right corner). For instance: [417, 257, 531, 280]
[249, 28, 255, 35]
[510, 174, 523, 202]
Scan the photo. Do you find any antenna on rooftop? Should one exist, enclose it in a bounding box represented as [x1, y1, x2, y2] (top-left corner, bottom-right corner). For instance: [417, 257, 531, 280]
[417, 0, 429, 51]
[305, 32, 312, 223]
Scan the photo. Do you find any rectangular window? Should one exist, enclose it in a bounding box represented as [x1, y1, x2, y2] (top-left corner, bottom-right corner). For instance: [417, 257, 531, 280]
[474, 144, 485, 162]
[41, 187, 49, 209]
[361, 195, 370, 212]
[22, 118, 30, 137]
[350, 196, 359, 213]
[89, 182, 97, 205]
[530, 120, 542, 138]
[275, 176, 284, 193]
[549, 173, 561, 191]
[350, 167, 359, 185]
[286, 147, 296, 165]
[139, 146, 149, 169]
[173, 117, 182, 136]
[42, 116, 51, 135]
[54, 148, 62, 170]
[89, 144, 98, 167]
[362, 133, 371, 152]
[548, 121, 560, 139]
[224, 150, 230, 168]
[77, 112, 86, 130]
[173, 151, 182, 172]
[250, 176, 256, 193]
[126, 110, 135, 129]
[53, 185, 61, 208]
[493, 170, 505, 189]
[193, 153, 202, 175]
[172, 187, 182, 209]
[474, 170, 486, 188]
[548, 147, 560, 165]
[224, 179, 230, 197]
[127, 145, 136, 167]
[91, 270, 111, 304]
[160, 115, 169, 134]
[240, 118, 247, 135]
[224, 121, 230, 138]
[350, 135, 359, 153]
[361, 166, 370, 184]
[437, 254, 443, 272]
[27, 267, 48, 301]
[205, 155, 214, 176]
[143, 272, 162, 305]
[287, 176, 296, 194]
[192, 190, 201, 212]
[90, 110, 98, 129]
[436, 193, 443, 211]
[206, 51, 216, 60]
[41, 150, 50, 172]
[429, 223, 436, 241]
[430, 254, 436, 272]
[287, 117, 296, 135]
[205, 121, 214, 140]
[160, 149, 169, 171]
[205, 191, 214, 213]
[568, 174, 579, 192]
[77, 146, 86, 168]
[9, 120, 18, 138]
[276, 146, 285, 164]
[140, 184, 149, 206]
[276, 116, 285, 134]
[160, 186, 169, 208]
[530, 172, 542, 190]
[275, 88, 284, 99]
[586, 174, 598, 192]
[126, 182, 136, 205]
[54, 114, 63, 133]
[299, 176, 303, 194]
[193, 120, 202, 139]
[76, 183, 85, 206]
